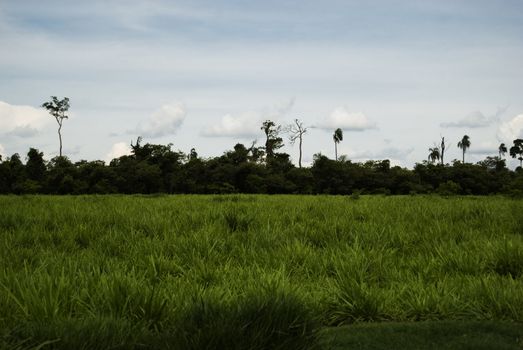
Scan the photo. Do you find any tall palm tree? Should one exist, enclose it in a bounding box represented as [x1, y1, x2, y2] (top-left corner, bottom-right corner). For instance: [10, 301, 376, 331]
[333, 128, 343, 161]
[428, 147, 440, 164]
[457, 135, 471, 163]
[498, 143, 507, 158]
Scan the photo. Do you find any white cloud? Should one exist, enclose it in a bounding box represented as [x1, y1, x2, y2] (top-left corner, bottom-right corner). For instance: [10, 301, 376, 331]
[136, 103, 186, 138]
[202, 112, 261, 138]
[314, 107, 377, 131]
[8, 125, 40, 138]
[498, 114, 523, 142]
[105, 142, 132, 163]
[202, 98, 294, 138]
[0, 101, 50, 135]
[468, 140, 498, 155]
[350, 146, 414, 160]
[441, 111, 492, 128]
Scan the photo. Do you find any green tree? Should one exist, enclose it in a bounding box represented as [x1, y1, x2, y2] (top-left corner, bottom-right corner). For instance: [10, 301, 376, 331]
[189, 148, 198, 161]
[26, 148, 46, 181]
[3, 153, 26, 193]
[457, 135, 471, 163]
[333, 128, 343, 161]
[499, 143, 508, 158]
[42, 96, 70, 157]
[509, 139, 523, 168]
[428, 147, 440, 164]
[261, 120, 283, 160]
[286, 119, 307, 168]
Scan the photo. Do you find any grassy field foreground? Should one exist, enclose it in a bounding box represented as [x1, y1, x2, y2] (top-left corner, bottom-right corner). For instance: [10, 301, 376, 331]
[0, 195, 522, 349]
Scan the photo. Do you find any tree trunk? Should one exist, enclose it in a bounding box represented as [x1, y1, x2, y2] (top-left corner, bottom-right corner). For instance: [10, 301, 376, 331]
[462, 149, 465, 163]
[335, 142, 338, 161]
[58, 123, 63, 157]
[298, 134, 302, 168]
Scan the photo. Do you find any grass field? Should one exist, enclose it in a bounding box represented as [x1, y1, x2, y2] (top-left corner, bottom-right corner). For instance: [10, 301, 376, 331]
[0, 195, 522, 349]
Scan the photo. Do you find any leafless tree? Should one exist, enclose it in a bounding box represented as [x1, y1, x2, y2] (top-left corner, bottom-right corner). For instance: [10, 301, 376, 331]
[286, 119, 308, 168]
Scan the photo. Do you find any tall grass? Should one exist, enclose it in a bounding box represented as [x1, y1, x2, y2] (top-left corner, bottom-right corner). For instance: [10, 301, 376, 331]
[0, 194, 522, 348]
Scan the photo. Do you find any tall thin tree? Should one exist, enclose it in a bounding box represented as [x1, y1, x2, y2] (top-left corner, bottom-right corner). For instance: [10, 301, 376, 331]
[333, 128, 343, 161]
[286, 119, 307, 168]
[457, 135, 471, 163]
[42, 96, 70, 157]
[440, 136, 446, 165]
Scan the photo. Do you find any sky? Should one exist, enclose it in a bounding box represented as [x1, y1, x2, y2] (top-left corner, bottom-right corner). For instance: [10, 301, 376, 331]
[1, 0, 523, 168]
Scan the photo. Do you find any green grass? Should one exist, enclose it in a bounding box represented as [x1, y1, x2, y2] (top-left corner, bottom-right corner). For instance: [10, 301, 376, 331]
[0, 194, 522, 349]
[320, 320, 523, 350]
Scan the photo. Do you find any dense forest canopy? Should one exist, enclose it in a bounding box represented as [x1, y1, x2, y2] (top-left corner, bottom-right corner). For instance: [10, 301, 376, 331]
[1, 135, 522, 196]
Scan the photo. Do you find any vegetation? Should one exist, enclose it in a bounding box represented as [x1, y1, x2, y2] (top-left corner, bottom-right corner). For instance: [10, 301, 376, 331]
[41, 97, 70, 158]
[510, 139, 523, 168]
[286, 119, 308, 168]
[458, 135, 471, 164]
[1, 195, 522, 349]
[320, 321, 523, 350]
[333, 128, 343, 161]
[1, 138, 522, 196]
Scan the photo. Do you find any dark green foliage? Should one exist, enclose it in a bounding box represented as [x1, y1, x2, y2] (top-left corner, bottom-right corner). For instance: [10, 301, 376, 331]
[489, 240, 523, 278]
[1, 139, 523, 195]
[261, 120, 283, 160]
[437, 180, 462, 195]
[320, 321, 523, 350]
[509, 139, 523, 168]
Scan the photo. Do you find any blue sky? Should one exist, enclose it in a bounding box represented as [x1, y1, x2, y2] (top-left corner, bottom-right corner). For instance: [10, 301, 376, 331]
[1, 0, 523, 167]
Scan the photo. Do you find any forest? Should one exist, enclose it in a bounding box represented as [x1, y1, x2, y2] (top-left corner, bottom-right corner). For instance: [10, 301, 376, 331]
[1, 136, 522, 196]
[3, 98, 522, 196]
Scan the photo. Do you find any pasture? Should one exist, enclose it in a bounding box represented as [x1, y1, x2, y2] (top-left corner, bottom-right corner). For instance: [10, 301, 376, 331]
[0, 195, 522, 349]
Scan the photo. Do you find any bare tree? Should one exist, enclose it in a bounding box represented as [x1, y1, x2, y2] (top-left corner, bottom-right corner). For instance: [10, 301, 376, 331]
[286, 119, 308, 168]
[42, 96, 70, 157]
[440, 136, 445, 165]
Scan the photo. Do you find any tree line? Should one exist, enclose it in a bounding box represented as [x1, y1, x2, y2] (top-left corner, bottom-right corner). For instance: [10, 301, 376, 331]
[0, 96, 522, 195]
[1, 135, 522, 196]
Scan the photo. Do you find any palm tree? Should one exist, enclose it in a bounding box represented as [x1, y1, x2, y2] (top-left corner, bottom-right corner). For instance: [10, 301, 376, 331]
[498, 143, 507, 158]
[333, 128, 343, 161]
[457, 135, 471, 163]
[428, 147, 440, 164]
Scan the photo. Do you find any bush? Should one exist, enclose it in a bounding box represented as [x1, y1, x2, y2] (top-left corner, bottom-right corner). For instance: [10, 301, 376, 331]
[437, 180, 461, 196]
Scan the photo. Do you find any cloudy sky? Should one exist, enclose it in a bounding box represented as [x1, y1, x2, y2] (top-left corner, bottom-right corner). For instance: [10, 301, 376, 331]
[1, 0, 522, 167]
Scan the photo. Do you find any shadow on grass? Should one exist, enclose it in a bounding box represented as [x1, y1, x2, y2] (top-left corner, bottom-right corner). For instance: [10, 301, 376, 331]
[319, 320, 523, 350]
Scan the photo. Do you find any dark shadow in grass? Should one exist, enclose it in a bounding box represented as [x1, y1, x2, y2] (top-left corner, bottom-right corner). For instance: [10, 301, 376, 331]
[319, 320, 523, 350]
[211, 194, 258, 203]
[223, 209, 253, 233]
